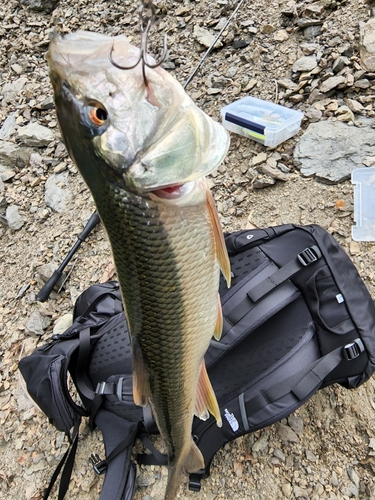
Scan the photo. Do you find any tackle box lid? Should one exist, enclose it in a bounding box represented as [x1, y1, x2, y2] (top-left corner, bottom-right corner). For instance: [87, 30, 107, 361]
[352, 167, 375, 241]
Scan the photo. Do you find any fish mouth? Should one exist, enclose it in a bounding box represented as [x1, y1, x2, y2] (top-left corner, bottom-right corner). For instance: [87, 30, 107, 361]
[150, 181, 195, 200]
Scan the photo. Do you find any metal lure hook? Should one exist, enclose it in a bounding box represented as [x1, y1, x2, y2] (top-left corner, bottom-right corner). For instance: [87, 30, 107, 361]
[109, 0, 168, 86]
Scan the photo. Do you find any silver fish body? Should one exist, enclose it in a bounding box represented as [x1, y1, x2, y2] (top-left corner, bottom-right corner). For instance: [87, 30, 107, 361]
[48, 31, 231, 500]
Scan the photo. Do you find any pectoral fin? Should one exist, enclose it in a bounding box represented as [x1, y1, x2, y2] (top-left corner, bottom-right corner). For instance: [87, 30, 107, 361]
[206, 189, 231, 288]
[132, 343, 150, 407]
[195, 359, 222, 427]
[213, 294, 223, 341]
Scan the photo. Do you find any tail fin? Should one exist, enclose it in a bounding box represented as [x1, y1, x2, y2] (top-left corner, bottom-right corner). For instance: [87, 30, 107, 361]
[164, 441, 204, 500]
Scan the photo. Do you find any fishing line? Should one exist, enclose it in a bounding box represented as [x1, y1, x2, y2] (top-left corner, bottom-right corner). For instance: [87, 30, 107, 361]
[183, 0, 248, 90]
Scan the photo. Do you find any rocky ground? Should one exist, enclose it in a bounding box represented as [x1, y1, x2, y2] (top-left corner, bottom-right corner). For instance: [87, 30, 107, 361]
[1, 0, 375, 498]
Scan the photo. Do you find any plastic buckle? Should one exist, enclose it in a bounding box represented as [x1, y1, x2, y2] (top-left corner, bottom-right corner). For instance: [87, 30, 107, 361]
[116, 377, 124, 401]
[95, 382, 107, 396]
[189, 473, 203, 492]
[297, 245, 322, 266]
[89, 453, 108, 475]
[343, 339, 365, 361]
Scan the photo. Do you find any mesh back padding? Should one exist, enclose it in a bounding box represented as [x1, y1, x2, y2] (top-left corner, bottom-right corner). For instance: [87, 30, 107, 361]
[89, 319, 132, 384]
[209, 297, 313, 406]
[219, 246, 268, 294]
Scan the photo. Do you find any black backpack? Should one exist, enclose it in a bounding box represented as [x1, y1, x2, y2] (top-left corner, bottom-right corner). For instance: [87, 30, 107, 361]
[19, 223, 375, 500]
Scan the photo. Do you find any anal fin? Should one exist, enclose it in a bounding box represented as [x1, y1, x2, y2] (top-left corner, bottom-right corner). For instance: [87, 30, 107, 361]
[132, 343, 150, 407]
[206, 189, 231, 288]
[195, 360, 222, 427]
[213, 293, 223, 341]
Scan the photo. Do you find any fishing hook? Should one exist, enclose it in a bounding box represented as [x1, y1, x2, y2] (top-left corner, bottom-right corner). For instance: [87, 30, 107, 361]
[109, 0, 168, 86]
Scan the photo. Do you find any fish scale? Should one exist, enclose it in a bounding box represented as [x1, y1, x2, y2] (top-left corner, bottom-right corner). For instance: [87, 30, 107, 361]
[48, 31, 230, 500]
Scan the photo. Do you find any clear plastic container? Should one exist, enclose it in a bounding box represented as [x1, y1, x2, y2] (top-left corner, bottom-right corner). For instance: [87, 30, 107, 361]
[220, 96, 304, 148]
[352, 167, 375, 241]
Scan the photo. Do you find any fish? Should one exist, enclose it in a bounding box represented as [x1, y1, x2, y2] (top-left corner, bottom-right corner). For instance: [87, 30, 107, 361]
[47, 31, 231, 500]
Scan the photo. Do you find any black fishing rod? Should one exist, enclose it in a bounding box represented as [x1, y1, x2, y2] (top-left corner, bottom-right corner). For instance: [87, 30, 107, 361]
[36, 211, 100, 302]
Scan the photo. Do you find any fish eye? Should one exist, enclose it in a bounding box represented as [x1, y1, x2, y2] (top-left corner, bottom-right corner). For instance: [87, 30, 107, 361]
[87, 103, 108, 126]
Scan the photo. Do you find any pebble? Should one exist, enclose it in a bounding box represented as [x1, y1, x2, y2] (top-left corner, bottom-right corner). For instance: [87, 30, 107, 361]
[251, 152, 267, 166]
[305, 107, 322, 122]
[6, 205, 24, 230]
[53, 313, 73, 336]
[252, 432, 269, 453]
[44, 171, 72, 213]
[0, 112, 18, 140]
[319, 76, 346, 93]
[25, 311, 50, 336]
[193, 26, 223, 49]
[276, 423, 300, 443]
[274, 30, 289, 42]
[292, 56, 318, 73]
[17, 122, 54, 147]
[0, 140, 32, 168]
[350, 241, 361, 255]
[288, 415, 304, 435]
[1, 77, 28, 104]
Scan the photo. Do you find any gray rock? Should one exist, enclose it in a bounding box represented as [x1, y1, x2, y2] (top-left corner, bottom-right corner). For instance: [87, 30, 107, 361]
[0, 140, 32, 168]
[6, 205, 24, 230]
[288, 415, 304, 434]
[360, 18, 375, 72]
[20, 0, 59, 12]
[298, 19, 323, 29]
[17, 122, 54, 147]
[25, 311, 50, 336]
[193, 26, 223, 49]
[319, 75, 345, 93]
[44, 171, 72, 212]
[303, 26, 322, 41]
[0, 112, 18, 140]
[252, 177, 276, 189]
[276, 422, 299, 443]
[252, 432, 269, 453]
[305, 107, 322, 122]
[333, 56, 350, 74]
[1, 77, 28, 104]
[347, 466, 360, 487]
[292, 56, 317, 73]
[273, 448, 286, 462]
[0, 166, 16, 182]
[294, 119, 375, 182]
[305, 450, 317, 462]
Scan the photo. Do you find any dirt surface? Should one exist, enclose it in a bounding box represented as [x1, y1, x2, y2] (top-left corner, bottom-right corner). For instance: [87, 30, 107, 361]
[1, 0, 375, 499]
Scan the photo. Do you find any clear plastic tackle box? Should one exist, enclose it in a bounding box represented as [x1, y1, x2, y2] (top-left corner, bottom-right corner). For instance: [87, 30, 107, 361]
[352, 167, 375, 241]
[221, 96, 304, 148]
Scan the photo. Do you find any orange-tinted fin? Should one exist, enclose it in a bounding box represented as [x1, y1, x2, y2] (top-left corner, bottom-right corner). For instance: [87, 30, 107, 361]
[206, 189, 231, 288]
[195, 359, 222, 427]
[132, 343, 150, 407]
[213, 293, 223, 341]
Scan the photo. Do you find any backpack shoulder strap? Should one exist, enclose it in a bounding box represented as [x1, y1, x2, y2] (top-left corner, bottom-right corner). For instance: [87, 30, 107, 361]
[92, 409, 139, 500]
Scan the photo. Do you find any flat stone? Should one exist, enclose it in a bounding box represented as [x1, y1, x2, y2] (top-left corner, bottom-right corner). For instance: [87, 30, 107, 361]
[319, 75, 345, 93]
[274, 29, 289, 42]
[276, 423, 299, 443]
[260, 24, 276, 34]
[305, 107, 322, 122]
[251, 152, 268, 166]
[303, 25, 322, 41]
[53, 313, 73, 335]
[17, 122, 54, 147]
[0, 112, 18, 140]
[298, 18, 323, 29]
[20, 0, 59, 12]
[292, 55, 317, 73]
[193, 26, 223, 49]
[1, 77, 28, 104]
[25, 311, 50, 336]
[294, 119, 375, 182]
[44, 171, 72, 212]
[252, 432, 269, 453]
[6, 205, 24, 230]
[360, 18, 375, 72]
[0, 167, 16, 182]
[333, 56, 350, 74]
[288, 415, 304, 434]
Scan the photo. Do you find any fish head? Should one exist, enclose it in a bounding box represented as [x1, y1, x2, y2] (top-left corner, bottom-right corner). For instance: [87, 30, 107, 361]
[48, 31, 230, 195]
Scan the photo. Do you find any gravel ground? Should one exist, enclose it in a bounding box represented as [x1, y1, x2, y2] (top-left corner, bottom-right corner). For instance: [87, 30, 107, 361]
[1, 0, 375, 499]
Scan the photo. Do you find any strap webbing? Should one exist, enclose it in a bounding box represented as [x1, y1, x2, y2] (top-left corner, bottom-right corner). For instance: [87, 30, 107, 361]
[42, 419, 81, 500]
[75, 328, 95, 401]
[248, 245, 322, 303]
[242, 343, 356, 421]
